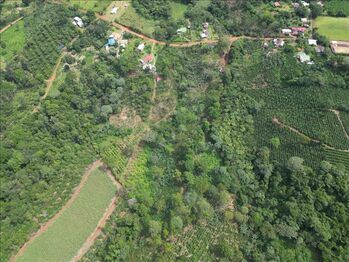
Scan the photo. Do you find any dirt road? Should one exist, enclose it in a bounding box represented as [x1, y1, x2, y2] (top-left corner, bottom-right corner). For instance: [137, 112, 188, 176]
[273, 117, 349, 153]
[72, 169, 122, 262]
[96, 14, 288, 48]
[329, 109, 349, 140]
[11, 160, 104, 262]
[0, 16, 23, 34]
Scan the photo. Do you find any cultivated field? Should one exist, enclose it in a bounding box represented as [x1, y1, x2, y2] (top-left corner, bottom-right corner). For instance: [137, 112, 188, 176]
[16, 168, 117, 262]
[170, 1, 188, 20]
[116, 3, 156, 37]
[67, 0, 112, 12]
[315, 16, 349, 41]
[0, 20, 25, 62]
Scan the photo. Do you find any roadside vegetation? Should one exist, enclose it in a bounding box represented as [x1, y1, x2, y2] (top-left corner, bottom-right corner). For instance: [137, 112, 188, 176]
[1, 1, 349, 262]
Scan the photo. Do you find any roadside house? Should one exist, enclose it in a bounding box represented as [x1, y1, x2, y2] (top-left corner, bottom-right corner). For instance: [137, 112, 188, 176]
[72, 17, 84, 28]
[137, 43, 145, 51]
[177, 27, 187, 35]
[273, 38, 285, 47]
[296, 52, 311, 63]
[308, 39, 317, 46]
[282, 28, 292, 35]
[291, 27, 306, 35]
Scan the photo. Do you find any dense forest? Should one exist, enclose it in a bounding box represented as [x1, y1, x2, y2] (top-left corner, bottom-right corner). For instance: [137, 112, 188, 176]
[1, 1, 349, 261]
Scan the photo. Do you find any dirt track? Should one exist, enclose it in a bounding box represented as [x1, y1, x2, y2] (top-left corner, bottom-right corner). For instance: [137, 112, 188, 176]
[0, 16, 23, 34]
[329, 109, 349, 140]
[11, 160, 104, 262]
[273, 117, 349, 153]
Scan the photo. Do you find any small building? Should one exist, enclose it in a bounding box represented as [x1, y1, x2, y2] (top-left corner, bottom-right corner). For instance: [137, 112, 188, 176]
[203, 22, 209, 29]
[200, 30, 209, 38]
[73, 17, 84, 28]
[308, 39, 317, 46]
[315, 45, 325, 54]
[108, 37, 116, 46]
[282, 28, 292, 35]
[176, 27, 187, 35]
[301, 1, 310, 7]
[292, 2, 300, 8]
[141, 54, 154, 64]
[274, 1, 281, 7]
[301, 18, 308, 23]
[111, 7, 118, 14]
[273, 38, 285, 47]
[119, 39, 128, 49]
[330, 41, 349, 55]
[296, 52, 311, 63]
[317, 1, 324, 7]
[137, 43, 145, 51]
[291, 26, 307, 35]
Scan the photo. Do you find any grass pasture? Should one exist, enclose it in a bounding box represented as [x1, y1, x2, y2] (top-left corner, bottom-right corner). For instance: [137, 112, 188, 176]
[170, 1, 188, 19]
[67, 0, 112, 12]
[16, 168, 117, 262]
[116, 3, 156, 36]
[0, 20, 25, 63]
[104, 1, 129, 21]
[314, 16, 349, 41]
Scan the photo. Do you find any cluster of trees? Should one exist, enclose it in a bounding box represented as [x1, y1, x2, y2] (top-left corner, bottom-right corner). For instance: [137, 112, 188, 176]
[132, 0, 170, 19]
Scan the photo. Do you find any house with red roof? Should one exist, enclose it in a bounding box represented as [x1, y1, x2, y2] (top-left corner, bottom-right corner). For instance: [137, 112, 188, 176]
[291, 27, 307, 35]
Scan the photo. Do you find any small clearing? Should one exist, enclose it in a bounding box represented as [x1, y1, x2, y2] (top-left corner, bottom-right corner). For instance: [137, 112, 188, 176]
[109, 107, 142, 129]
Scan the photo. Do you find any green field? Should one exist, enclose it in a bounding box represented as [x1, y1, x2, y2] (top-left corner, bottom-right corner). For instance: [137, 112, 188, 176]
[170, 1, 188, 19]
[67, 0, 112, 12]
[315, 16, 349, 41]
[117, 4, 156, 36]
[0, 20, 25, 62]
[325, 0, 349, 16]
[17, 168, 117, 262]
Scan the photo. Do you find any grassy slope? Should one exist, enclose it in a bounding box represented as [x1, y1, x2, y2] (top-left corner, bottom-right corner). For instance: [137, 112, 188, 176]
[0, 20, 25, 62]
[66, 0, 112, 12]
[117, 3, 156, 36]
[17, 169, 116, 262]
[315, 16, 349, 41]
[170, 1, 188, 19]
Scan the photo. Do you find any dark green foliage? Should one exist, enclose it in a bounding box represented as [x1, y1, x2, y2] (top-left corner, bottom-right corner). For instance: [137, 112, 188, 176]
[132, 0, 170, 19]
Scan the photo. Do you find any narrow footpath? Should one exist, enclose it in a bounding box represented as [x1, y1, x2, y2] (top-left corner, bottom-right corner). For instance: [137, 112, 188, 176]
[272, 117, 349, 153]
[329, 109, 349, 140]
[0, 16, 23, 34]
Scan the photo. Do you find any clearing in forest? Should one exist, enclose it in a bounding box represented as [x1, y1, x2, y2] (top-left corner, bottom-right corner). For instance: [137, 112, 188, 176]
[15, 167, 117, 262]
[314, 16, 349, 41]
[0, 19, 25, 63]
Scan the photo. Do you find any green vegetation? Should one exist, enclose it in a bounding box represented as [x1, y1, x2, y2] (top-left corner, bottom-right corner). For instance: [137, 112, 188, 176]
[2, 1, 349, 262]
[67, 0, 112, 12]
[325, 0, 349, 17]
[315, 16, 349, 41]
[17, 168, 117, 262]
[117, 3, 156, 36]
[0, 20, 25, 62]
[169, 1, 188, 20]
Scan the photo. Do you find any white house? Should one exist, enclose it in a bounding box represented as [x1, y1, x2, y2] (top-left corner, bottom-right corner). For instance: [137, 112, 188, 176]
[301, 1, 310, 7]
[111, 7, 118, 14]
[301, 18, 308, 23]
[282, 28, 292, 35]
[137, 43, 145, 51]
[273, 38, 285, 47]
[308, 39, 317, 46]
[296, 52, 311, 63]
[73, 17, 84, 27]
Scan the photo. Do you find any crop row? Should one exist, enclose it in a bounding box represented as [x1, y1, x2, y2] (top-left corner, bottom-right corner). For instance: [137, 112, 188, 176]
[325, 149, 349, 171]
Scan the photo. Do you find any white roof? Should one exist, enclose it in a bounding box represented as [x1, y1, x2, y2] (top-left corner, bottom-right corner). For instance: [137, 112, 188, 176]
[111, 7, 118, 14]
[308, 39, 317, 45]
[282, 29, 292, 33]
[73, 17, 82, 22]
[301, 1, 310, 6]
[137, 43, 145, 50]
[301, 18, 308, 22]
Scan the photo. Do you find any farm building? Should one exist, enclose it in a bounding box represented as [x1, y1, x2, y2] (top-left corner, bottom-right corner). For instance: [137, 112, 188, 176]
[282, 28, 292, 35]
[296, 52, 311, 63]
[111, 7, 118, 14]
[291, 27, 307, 35]
[330, 41, 349, 55]
[273, 38, 285, 47]
[200, 30, 209, 38]
[141, 54, 154, 64]
[108, 35, 116, 46]
[72, 17, 84, 28]
[315, 45, 325, 54]
[301, 18, 308, 23]
[137, 43, 145, 51]
[308, 39, 317, 46]
[177, 27, 187, 35]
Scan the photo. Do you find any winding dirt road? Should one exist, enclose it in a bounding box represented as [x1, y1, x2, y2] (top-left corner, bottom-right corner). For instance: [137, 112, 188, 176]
[0, 16, 23, 34]
[272, 117, 349, 153]
[329, 109, 349, 140]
